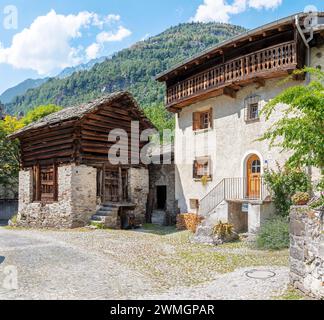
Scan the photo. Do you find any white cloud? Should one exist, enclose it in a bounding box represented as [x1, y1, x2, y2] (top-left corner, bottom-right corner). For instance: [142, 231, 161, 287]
[106, 14, 121, 23]
[96, 26, 132, 43]
[192, 0, 282, 23]
[0, 10, 132, 74]
[248, 0, 282, 10]
[86, 43, 101, 60]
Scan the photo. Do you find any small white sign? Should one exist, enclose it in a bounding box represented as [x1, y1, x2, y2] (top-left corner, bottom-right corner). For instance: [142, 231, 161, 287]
[242, 203, 249, 213]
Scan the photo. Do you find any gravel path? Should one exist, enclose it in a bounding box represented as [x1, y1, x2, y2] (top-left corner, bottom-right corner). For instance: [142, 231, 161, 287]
[0, 227, 289, 300]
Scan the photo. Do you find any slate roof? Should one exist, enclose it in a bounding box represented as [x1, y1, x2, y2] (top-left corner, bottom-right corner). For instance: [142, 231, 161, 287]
[9, 91, 154, 139]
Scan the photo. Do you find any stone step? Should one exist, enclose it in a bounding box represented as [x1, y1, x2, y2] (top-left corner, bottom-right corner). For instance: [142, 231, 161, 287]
[98, 206, 114, 211]
[91, 215, 106, 222]
[102, 203, 120, 208]
[95, 210, 115, 217]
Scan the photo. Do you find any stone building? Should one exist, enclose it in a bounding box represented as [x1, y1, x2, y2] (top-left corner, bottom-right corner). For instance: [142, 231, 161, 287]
[156, 12, 324, 236]
[147, 144, 177, 225]
[9, 92, 155, 229]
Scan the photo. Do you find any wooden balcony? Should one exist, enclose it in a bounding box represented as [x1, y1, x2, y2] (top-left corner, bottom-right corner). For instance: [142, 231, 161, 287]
[166, 41, 298, 109]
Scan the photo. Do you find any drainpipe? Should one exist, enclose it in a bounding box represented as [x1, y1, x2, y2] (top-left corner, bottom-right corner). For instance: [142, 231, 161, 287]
[295, 14, 315, 84]
[295, 14, 315, 191]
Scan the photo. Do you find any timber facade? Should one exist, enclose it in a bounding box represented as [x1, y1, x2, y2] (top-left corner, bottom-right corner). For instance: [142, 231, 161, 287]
[10, 92, 154, 228]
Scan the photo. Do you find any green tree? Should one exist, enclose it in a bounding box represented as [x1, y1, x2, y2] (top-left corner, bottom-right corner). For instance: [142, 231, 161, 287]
[143, 103, 175, 133]
[0, 115, 24, 186]
[0, 104, 62, 188]
[260, 68, 324, 184]
[263, 165, 311, 216]
[22, 104, 62, 125]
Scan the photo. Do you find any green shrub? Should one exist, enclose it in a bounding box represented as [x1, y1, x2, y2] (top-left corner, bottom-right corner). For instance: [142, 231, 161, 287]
[263, 165, 311, 216]
[256, 217, 289, 250]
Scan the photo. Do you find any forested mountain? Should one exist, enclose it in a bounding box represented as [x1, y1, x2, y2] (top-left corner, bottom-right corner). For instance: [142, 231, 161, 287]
[1, 56, 107, 107]
[6, 22, 246, 115]
[0, 78, 48, 104]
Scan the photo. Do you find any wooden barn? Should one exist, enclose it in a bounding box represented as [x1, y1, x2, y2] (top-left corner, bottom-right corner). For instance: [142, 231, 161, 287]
[9, 92, 155, 229]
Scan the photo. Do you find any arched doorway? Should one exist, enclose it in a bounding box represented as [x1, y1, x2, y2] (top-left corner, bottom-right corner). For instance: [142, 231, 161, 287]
[246, 154, 261, 199]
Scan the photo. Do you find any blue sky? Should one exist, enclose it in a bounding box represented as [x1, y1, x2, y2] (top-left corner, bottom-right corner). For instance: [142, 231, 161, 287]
[0, 0, 323, 95]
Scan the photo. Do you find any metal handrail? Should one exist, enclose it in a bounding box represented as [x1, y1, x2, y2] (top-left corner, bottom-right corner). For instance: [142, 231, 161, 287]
[199, 177, 271, 216]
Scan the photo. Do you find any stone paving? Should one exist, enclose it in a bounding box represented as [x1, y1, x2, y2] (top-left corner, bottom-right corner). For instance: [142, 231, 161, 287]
[0, 227, 290, 300]
[0, 228, 158, 300]
[142, 266, 290, 300]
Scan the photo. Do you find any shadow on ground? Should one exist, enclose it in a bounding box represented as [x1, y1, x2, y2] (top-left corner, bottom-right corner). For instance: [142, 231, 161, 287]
[137, 224, 179, 235]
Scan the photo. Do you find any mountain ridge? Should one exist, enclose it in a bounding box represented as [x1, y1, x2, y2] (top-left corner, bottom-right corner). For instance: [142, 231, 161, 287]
[0, 56, 108, 106]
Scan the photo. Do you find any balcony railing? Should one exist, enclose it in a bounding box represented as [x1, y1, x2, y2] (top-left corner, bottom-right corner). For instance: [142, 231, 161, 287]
[199, 177, 271, 216]
[166, 41, 297, 107]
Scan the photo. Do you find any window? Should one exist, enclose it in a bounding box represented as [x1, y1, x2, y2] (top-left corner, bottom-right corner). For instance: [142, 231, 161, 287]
[248, 103, 259, 121]
[193, 157, 212, 180]
[33, 164, 58, 203]
[251, 160, 261, 173]
[244, 94, 261, 122]
[193, 109, 213, 131]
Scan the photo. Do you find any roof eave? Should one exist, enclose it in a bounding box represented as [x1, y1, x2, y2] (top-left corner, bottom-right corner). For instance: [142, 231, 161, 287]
[156, 12, 307, 82]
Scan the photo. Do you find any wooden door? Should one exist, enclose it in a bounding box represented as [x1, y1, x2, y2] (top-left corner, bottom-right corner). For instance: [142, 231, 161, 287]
[247, 155, 261, 199]
[103, 168, 128, 203]
[105, 170, 119, 202]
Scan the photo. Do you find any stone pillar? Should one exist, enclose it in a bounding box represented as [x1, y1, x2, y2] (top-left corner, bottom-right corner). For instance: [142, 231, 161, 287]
[248, 202, 275, 234]
[70, 165, 97, 228]
[128, 167, 149, 225]
[18, 169, 33, 209]
[290, 206, 324, 299]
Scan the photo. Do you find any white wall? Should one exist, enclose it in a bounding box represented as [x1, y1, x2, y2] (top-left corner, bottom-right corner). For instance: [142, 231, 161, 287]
[175, 44, 323, 213]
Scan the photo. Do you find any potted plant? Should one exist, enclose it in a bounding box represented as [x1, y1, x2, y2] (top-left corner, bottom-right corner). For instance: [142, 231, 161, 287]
[201, 175, 209, 186]
[291, 192, 310, 206]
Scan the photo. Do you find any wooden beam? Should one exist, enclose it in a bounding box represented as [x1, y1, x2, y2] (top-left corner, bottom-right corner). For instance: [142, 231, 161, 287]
[253, 77, 266, 88]
[229, 83, 242, 90]
[167, 106, 182, 114]
[223, 86, 237, 99]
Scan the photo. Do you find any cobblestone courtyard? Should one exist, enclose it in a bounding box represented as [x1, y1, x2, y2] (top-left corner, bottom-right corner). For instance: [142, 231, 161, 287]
[0, 226, 294, 300]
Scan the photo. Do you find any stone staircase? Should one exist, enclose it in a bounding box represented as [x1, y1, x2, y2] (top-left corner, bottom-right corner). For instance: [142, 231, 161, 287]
[90, 203, 120, 228]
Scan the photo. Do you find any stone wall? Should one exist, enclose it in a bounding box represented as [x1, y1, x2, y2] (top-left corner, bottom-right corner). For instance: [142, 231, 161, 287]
[127, 167, 149, 225]
[149, 163, 177, 224]
[290, 206, 324, 299]
[17, 164, 97, 228]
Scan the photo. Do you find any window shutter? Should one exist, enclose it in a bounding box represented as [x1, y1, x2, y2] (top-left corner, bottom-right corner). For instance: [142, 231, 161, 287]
[209, 108, 213, 128]
[193, 112, 200, 131]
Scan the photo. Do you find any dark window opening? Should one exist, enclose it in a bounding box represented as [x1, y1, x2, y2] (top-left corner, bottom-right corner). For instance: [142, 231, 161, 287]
[245, 102, 260, 122]
[156, 186, 167, 210]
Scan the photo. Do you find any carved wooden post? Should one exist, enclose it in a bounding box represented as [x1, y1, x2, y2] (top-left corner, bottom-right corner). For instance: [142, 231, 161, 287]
[118, 166, 123, 203]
